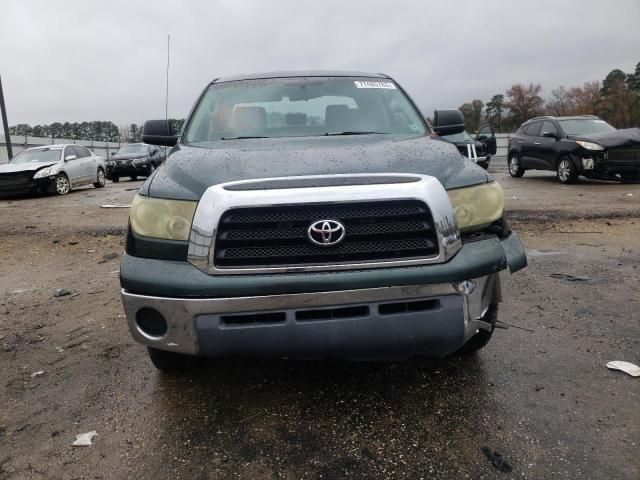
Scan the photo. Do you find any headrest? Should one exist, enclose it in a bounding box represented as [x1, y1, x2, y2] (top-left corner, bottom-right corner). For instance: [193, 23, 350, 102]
[232, 106, 267, 131]
[325, 104, 351, 132]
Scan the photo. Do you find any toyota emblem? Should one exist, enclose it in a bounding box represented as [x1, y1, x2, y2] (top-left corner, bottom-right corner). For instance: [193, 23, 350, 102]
[307, 220, 346, 247]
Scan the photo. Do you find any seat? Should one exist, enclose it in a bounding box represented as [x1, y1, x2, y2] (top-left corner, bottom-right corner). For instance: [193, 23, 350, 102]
[231, 106, 267, 134]
[325, 104, 351, 132]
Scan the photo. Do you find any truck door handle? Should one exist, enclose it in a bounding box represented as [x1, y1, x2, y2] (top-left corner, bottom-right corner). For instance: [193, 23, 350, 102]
[534, 142, 540, 145]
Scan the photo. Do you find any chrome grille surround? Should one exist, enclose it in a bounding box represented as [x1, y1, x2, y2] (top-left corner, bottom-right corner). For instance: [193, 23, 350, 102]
[187, 174, 462, 275]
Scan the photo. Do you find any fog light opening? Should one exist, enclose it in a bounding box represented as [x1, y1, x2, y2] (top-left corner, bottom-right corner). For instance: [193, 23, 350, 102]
[582, 157, 595, 170]
[136, 308, 168, 338]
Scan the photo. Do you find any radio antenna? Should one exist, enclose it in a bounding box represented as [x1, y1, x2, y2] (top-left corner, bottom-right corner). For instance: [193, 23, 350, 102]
[165, 34, 170, 133]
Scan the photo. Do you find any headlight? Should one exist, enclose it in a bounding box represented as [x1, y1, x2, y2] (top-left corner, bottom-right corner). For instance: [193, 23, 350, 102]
[129, 195, 197, 241]
[33, 167, 54, 179]
[575, 140, 604, 151]
[132, 158, 143, 166]
[448, 182, 505, 232]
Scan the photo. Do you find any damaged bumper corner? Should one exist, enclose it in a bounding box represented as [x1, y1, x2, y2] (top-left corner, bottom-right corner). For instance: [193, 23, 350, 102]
[501, 231, 527, 273]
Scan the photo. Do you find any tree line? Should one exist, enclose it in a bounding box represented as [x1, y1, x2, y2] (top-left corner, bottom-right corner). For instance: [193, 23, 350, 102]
[10, 62, 639, 142]
[458, 62, 640, 132]
[9, 119, 185, 143]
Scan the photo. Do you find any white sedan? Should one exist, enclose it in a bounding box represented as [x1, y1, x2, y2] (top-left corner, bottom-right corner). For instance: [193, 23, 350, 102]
[0, 144, 106, 196]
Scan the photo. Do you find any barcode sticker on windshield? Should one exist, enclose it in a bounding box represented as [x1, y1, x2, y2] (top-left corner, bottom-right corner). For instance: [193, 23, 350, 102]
[354, 81, 396, 89]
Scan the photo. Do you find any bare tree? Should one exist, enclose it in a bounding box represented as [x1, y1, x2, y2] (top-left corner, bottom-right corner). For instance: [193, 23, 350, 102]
[546, 86, 572, 116]
[505, 83, 544, 128]
[567, 81, 602, 116]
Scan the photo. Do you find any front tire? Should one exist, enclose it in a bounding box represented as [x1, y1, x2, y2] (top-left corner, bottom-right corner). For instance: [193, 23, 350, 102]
[130, 175, 138, 181]
[93, 168, 106, 188]
[508, 154, 525, 177]
[557, 157, 578, 184]
[54, 174, 70, 195]
[147, 347, 202, 372]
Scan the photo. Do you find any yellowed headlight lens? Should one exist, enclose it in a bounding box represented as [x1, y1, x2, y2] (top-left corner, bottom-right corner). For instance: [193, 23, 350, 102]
[129, 195, 197, 241]
[448, 182, 504, 232]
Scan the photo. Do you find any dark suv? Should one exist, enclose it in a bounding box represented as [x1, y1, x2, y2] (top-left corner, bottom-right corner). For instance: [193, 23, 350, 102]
[507, 115, 640, 184]
[106, 143, 166, 182]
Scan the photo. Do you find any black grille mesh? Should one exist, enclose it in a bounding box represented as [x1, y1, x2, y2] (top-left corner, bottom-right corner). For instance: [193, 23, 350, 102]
[214, 201, 439, 268]
[607, 148, 640, 162]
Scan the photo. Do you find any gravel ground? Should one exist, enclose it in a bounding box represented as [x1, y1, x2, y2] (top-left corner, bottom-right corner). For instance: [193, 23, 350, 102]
[1, 169, 639, 479]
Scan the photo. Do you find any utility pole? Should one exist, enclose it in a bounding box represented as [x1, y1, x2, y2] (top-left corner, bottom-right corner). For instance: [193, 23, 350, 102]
[0, 75, 13, 159]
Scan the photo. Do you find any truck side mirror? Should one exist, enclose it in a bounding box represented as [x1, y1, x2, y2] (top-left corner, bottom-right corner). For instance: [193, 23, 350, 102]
[432, 109, 465, 136]
[142, 120, 179, 146]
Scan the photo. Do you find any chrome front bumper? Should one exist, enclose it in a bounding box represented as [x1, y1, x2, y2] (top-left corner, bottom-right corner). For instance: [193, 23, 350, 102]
[121, 273, 501, 359]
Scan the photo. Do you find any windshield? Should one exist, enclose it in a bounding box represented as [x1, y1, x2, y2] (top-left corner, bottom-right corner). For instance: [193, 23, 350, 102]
[116, 144, 150, 155]
[559, 119, 616, 136]
[11, 148, 61, 164]
[441, 131, 474, 143]
[184, 77, 426, 143]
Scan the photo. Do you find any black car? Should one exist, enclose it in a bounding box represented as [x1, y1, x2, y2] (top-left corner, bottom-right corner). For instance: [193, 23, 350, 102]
[440, 123, 497, 169]
[507, 115, 640, 184]
[106, 143, 165, 182]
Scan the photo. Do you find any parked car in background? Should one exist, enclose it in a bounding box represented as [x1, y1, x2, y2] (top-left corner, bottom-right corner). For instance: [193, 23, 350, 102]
[120, 71, 526, 371]
[0, 144, 106, 197]
[106, 143, 165, 182]
[440, 124, 496, 169]
[507, 115, 640, 184]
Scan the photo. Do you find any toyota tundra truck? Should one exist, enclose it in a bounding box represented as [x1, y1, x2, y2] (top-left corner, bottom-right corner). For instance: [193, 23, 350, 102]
[120, 71, 527, 370]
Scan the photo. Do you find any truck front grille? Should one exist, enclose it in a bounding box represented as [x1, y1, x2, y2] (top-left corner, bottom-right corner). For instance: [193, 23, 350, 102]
[214, 201, 439, 268]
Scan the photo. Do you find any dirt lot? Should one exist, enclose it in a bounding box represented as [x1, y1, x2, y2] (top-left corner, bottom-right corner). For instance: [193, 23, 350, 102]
[1, 167, 639, 479]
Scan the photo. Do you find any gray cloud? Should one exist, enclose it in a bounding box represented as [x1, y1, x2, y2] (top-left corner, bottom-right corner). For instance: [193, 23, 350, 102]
[1, 0, 639, 126]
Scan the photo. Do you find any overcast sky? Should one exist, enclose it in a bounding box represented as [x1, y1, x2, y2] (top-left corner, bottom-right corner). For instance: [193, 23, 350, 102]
[1, 0, 639, 126]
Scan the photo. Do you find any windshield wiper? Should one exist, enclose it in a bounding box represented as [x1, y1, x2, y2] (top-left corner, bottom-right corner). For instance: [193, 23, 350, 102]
[324, 131, 385, 136]
[220, 136, 269, 140]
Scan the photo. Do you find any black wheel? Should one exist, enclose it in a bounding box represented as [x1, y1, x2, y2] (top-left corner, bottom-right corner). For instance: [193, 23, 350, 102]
[54, 174, 71, 195]
[556, 157, 578, 184]
[93, 168, 106, 188]
[457, 305, 498, 354]
[111, 175, 120, 183]
[147, 163, 156, 177]
[508, 154, 525, 177]
[130, 175, 138, 181]
[147, 347, 202, 371]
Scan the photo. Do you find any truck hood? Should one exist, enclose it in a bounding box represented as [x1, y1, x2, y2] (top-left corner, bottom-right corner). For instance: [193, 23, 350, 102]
[568, 128, 640, 148]
[0, 161, 58, 174]
[144, 134, 491, 200]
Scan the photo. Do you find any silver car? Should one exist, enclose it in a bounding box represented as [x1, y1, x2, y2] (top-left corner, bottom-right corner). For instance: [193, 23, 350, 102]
[0, 144, 106, 196]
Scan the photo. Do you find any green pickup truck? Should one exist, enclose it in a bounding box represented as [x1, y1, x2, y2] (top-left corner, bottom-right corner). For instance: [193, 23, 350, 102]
[121, 71, 527, 370]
